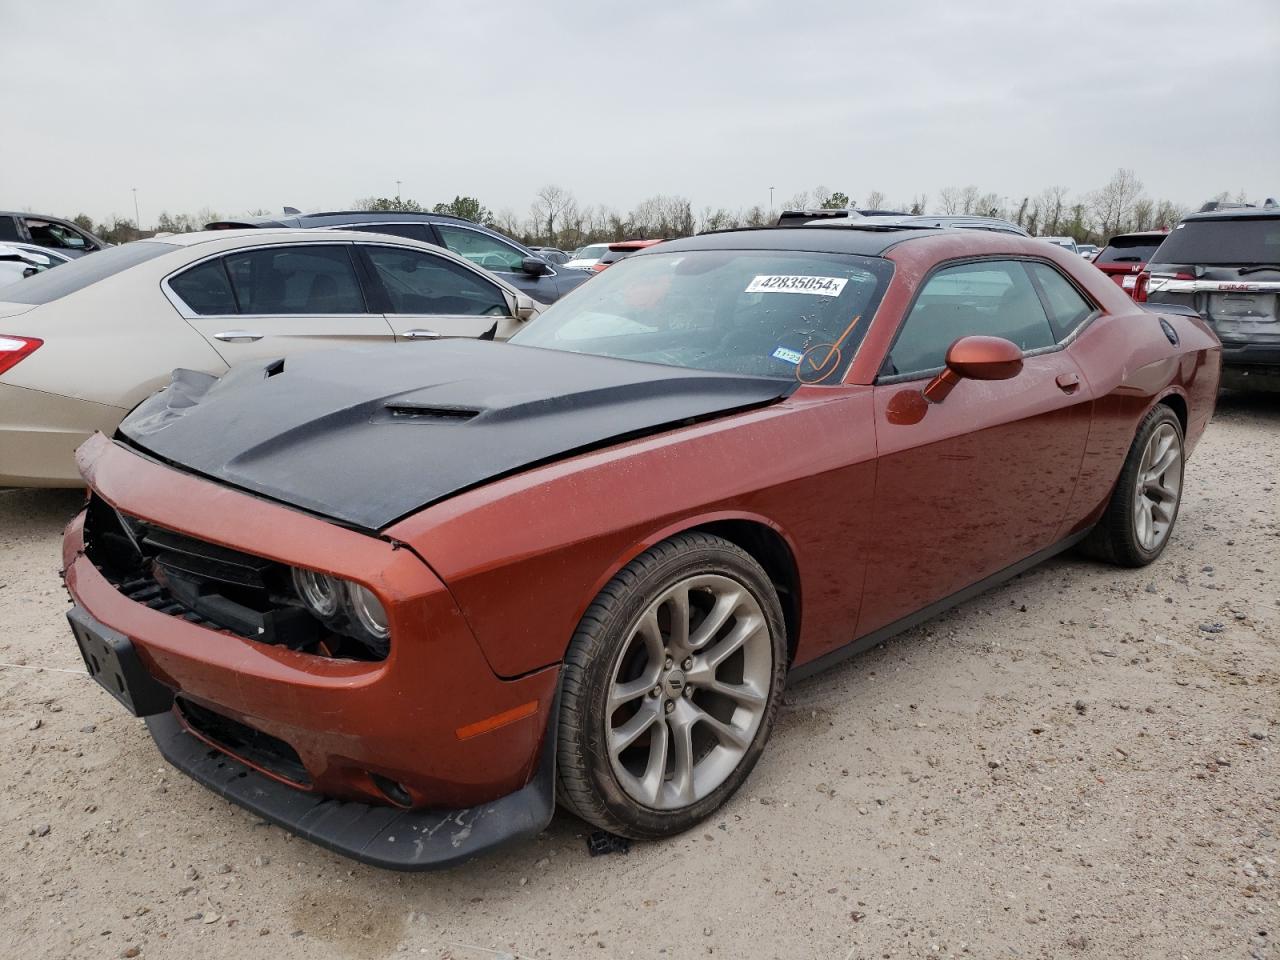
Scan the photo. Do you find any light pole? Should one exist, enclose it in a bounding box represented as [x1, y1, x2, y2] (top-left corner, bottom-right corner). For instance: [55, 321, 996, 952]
[395, 180, 402, 205]
[769, 186, 775, 214]
[132, 188, 140, 233]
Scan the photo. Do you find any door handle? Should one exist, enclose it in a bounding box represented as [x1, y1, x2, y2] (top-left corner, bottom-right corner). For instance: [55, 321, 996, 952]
[1055, 372, 1081, 393]
[212, 330, 263, 343]
[403, 329, 441, 340]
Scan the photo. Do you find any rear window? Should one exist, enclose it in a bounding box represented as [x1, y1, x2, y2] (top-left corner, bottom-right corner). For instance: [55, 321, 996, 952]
[1095, 236, 1164, 264]
[1153, 217, 1280, 265]
[0, 241, 176, 304]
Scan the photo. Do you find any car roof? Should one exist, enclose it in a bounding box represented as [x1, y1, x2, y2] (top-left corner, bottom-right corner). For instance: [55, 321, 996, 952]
[653, 224, 949, 257]
[207, 210, 480, 229]
[1178, 207, 1280, 223]
[814, 214, 1029, 237]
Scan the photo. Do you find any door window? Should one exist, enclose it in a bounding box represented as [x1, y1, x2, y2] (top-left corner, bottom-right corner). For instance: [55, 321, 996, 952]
[1026, 262, 1095, 340]
[362, 246, 509, 316]
[887, 260, 1056, 377]
[169, 259, 238, 315]
[343, 223, 433, 243]
[434, 225, 528, 273]
[222, 245, 366, 314]
[0, 217, 19, 241]
[23, 218, 91, 250]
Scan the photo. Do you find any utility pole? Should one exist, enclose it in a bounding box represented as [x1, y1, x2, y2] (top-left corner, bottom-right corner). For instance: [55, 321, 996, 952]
[132, 188, 140, 234]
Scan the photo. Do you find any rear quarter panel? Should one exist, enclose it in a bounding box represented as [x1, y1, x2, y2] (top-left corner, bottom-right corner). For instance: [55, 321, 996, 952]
[387, 388, 880, 678]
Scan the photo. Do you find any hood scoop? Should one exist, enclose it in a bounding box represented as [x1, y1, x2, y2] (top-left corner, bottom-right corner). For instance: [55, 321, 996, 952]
[120, 340, 790, 530]
[381, 403, 480, 423]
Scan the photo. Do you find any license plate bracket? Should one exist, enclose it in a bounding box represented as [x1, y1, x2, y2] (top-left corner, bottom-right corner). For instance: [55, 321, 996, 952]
[67, 606, 173, 717]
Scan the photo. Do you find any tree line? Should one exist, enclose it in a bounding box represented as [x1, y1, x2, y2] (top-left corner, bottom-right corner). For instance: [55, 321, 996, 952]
[64, 169, 1249, 250]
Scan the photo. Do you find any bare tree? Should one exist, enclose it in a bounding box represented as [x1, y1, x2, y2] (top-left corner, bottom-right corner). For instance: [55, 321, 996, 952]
[1088, 168, 1144, 237]
[863, 189, 889, 211]
[782, 191, 810, 211]
[1035, 185, 1070, 234]
[909, 193, 928, 215]
[938, 187, 962, 215]
[530, 185, 575, 245]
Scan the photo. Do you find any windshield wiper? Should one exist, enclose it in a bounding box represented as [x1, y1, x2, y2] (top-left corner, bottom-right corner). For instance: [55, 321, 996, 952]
[1238, 264, 1280, 275]
[1110, 256, 1142, 262]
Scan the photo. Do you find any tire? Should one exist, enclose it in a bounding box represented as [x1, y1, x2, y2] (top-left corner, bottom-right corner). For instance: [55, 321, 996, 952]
[1081, 404, 1185, 567]
[556, 532, 787, 839]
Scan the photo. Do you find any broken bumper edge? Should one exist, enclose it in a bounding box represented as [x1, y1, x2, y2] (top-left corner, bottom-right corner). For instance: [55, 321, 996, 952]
[145, 703, 558, 871]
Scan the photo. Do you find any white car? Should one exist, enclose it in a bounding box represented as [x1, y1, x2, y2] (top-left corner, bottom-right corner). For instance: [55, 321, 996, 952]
[0, 243, 69, 286]
[0, 229, 540, 486]
[1039, 236, 1080, 255]
[565, 243, 612, 270]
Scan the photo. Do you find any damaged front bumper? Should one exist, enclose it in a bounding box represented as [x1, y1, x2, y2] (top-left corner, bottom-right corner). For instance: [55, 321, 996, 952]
[63, 433, 560, 869]
[145, 702, 557, 871]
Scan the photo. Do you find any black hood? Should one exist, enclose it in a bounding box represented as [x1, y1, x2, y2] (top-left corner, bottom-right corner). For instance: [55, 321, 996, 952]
[120, 340, 789, 530]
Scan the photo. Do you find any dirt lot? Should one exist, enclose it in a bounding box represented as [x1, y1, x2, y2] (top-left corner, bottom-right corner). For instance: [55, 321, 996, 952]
[1, 393, 1276, 960]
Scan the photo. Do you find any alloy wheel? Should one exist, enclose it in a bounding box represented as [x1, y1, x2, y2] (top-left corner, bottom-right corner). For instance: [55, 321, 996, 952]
[1133, 421, 1182, 552]
[605, 574, 773, 810]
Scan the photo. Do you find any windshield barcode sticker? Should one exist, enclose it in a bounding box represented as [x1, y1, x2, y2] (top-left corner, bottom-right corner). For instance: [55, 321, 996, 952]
[746, 275, 848, 296]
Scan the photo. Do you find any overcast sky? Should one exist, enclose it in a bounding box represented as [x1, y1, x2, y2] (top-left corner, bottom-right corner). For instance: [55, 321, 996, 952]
[7, 0, 1278, 225]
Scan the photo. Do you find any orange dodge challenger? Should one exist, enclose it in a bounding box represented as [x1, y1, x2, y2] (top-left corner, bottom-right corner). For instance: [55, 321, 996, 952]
[62, 224, 1219, 868]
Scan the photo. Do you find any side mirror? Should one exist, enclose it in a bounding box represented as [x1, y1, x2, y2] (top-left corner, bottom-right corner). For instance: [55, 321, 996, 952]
[922, 335, 1023, 403]
[521, 256, 550, 277]
[514, 293, 537, 320]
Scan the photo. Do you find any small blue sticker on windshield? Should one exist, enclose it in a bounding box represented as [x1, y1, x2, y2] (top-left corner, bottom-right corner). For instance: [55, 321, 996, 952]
[772, 346, 803, 365]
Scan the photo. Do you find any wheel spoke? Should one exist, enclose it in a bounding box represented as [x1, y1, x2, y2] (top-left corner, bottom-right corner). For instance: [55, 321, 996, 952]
[668, 711, 696, 805]
[688, 587, 743, 650]
[609, 699, 661, 757]
[665, 584, 691, 655]
[609, 675, 658, 712]
[1145, 445, 1178, 483]
[698, 614, 763, 670]
[691, 705, 752, 752]
[635, 717, 669, 805]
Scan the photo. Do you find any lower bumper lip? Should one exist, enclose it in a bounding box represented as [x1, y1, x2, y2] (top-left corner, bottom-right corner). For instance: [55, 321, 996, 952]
[145, 706, 558, 871]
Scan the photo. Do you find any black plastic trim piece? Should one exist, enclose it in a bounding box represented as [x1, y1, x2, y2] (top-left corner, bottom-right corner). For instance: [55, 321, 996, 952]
[145, 685, 561, 871]
[788, 529, 1091, 682]
[67, 606, 175, 717]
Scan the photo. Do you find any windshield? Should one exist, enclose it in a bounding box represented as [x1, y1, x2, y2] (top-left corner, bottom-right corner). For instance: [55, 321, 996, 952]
[511, 249, 893, 383]
[572, 244, 609, 261]
[0, 241, 176, 304]
[1096, 236, 1163, 264]
[1152, 217, 1280, 265]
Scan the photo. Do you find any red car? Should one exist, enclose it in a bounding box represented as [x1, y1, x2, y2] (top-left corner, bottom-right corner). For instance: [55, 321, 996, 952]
[1092, 230, 1169, 298]
[62, 226, 1220, 869]
[592, 238, 665, 271]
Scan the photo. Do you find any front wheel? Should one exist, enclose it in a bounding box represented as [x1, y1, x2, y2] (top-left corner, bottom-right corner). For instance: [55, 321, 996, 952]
[556, 532, 786, 839]
[1082, 404, 1185, 567]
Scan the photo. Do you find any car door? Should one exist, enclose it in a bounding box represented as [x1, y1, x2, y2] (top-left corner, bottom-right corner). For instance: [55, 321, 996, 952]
[355, 243, 525, 340]
[166, 243, 396, 365]
[857, 258, 1094, 636]
[432, 223, 561, 303]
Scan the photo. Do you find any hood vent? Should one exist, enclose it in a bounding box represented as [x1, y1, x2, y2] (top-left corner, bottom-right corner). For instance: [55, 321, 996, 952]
[381, 403, 480, 423]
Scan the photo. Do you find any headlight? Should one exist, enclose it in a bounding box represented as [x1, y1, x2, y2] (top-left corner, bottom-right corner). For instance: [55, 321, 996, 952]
[346, 583, 389, 639]
[292, 567, 341, 618]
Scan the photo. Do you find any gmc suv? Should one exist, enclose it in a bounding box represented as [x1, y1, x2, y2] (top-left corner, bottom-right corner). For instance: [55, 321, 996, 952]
[1142, 206, 1280, 391]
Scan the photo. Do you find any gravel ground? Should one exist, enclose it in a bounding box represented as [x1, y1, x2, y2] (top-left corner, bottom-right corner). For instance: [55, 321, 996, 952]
[1, 393, 1277, 960]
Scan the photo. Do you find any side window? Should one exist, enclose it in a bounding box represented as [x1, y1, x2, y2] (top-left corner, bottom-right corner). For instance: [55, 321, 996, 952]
[362, 246, 509, 316]
[344, 223, 432, 243]
[0, 217, 20, 241]
[169, 259, 237, 315]
[222, 245, 366, 314]
[434, 225, 527, 273]
[24, 219, 90, 251]
[888, 260, 1056, 377]
[1027, 262, 1095, 340]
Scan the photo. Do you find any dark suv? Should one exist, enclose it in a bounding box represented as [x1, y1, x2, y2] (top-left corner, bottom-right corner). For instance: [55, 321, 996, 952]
[1142, 207, 1280, 391]
[0, 212, 106, 258]
[207, 211, 590, 304]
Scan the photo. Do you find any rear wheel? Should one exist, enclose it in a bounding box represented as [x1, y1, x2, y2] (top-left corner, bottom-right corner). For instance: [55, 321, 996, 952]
[1082, 404, 1184, 567]
[556, 532, 786, 838]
